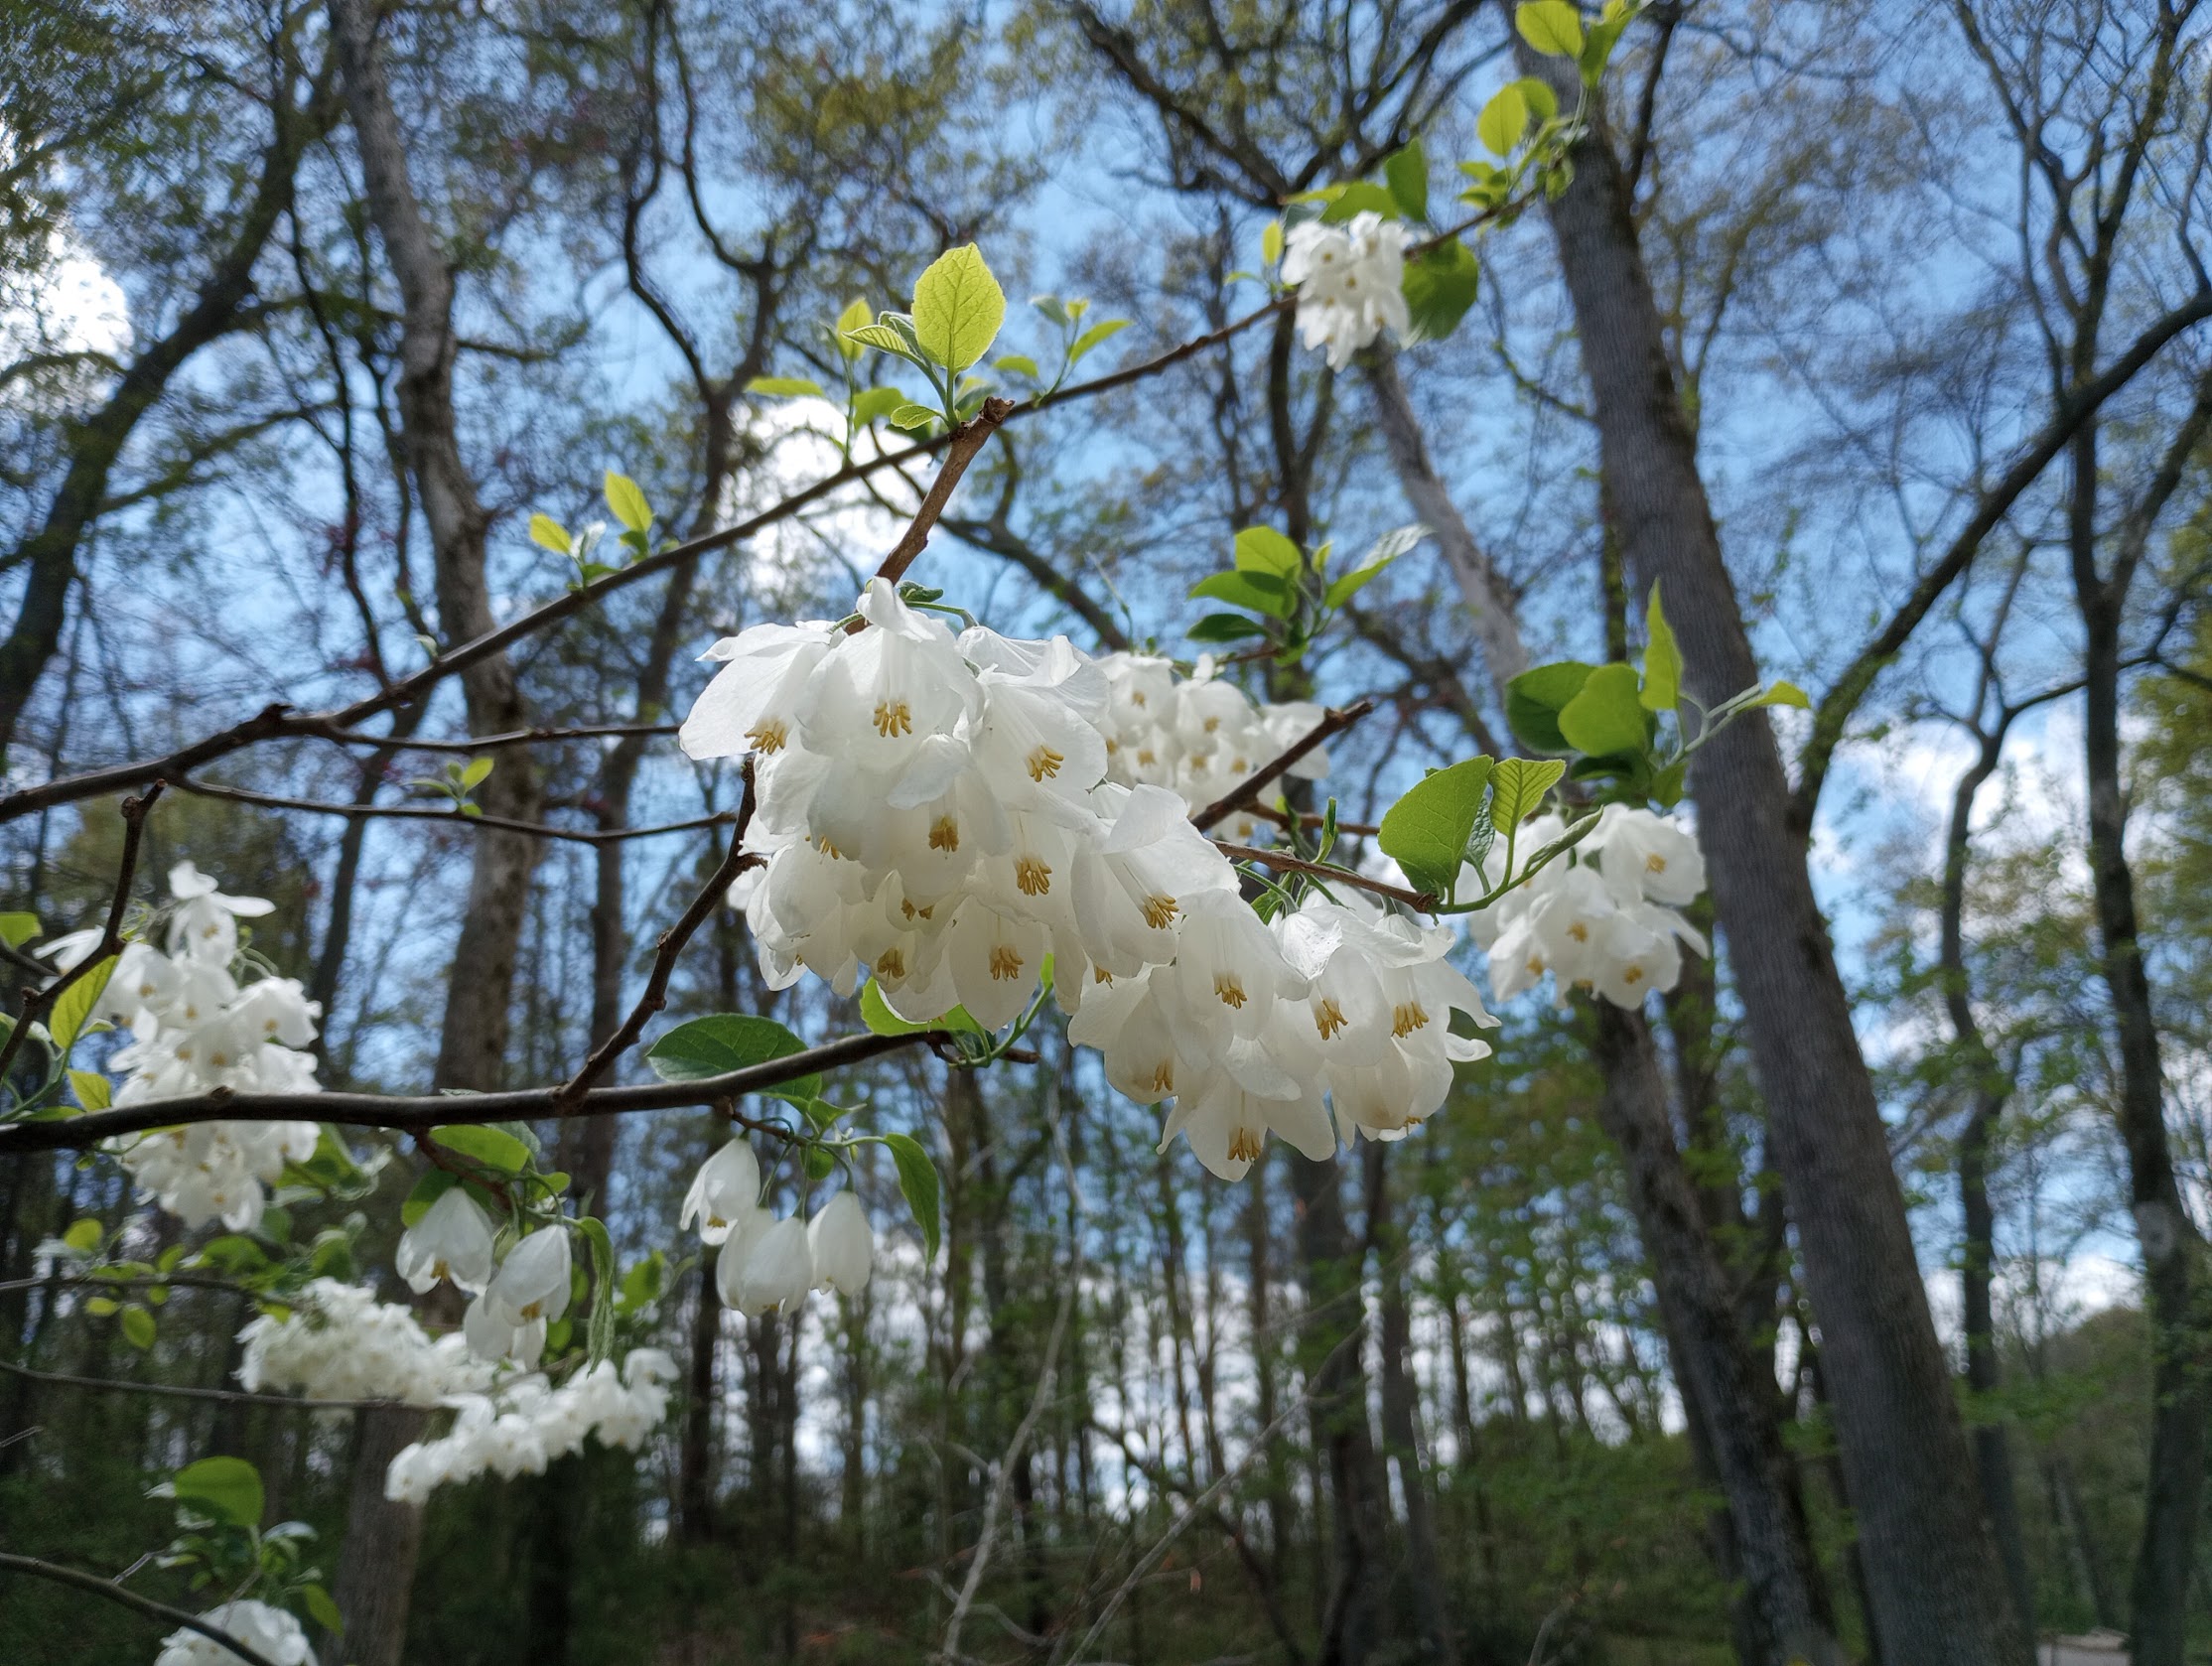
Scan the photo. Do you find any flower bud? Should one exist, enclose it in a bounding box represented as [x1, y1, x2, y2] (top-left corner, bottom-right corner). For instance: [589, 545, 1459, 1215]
[807, 1190, 874, 1297]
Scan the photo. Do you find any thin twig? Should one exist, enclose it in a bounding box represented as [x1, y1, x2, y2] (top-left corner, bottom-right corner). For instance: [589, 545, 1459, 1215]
[307, 720, 680, 754]
[0, 1552, 283, 1666]
[559, 762, 759, 1101]
[0, 1354, 398, 1412]
[870, 398, 1016, 606]
[172, 775, 734, 846]
[1191, 699, 1374, 831]
[0, 1028, 951, 1154]
[1212, 842, 1432, 911]
[0, 784, 163, 1084]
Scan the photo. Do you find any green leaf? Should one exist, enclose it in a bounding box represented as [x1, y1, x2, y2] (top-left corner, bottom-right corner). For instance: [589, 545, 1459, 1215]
[844, 322, 923, 361]
[69, 1069, 110, 1111]
[746, 375, 828, 399]
[1323, 525, 1424, 611]
[1187, 613, 1270, 644]
[1516, 0, 1586, 57]
[50, 955, 115, 1054]
[459, 756, 494, 790]
[299, 1583, 344, 1636]
[1233, 526, 1303, 578]
[1477, 83, 1531, 157]
[1189, 569, 1294, 618]
[1262, 218, 1285, 266]
[1581, 2, 1634, 85]
[1515, 74, 1560, 123]
[1377, 758, 1497, 901]
[528, 513, 573, 556]
[1488, 758, 1567, 830]
[603, 471, 651, 534]
[645, 1014, 817, 1100]
[1505, 661, 1595, 753]
[910, 244, 1006, 372]
[430, 1124, 530, 1173]
[1558, 662, 1650, 757]
[119, 1304, 155, 1349]
[1068, 318, 1130, 364]
[0, 911, 42, 949]
[1383, 138, 1430, 222]
[834, 298, 873, 360]
[84, 1296, 118, 1316]
[860, 981, 984, 1038]
[1641, 582, 1683, 712]
[1318, 181, 1402, 223]
[883, 1132, 941, 1260]
[173, 1456, 261, 1527]
[62, 1217, 101, 1254]
[1652, 758, 1689, 807]
[850, 386, 907, 427]
[889, 403, 940, 433]
[619, 1252, 664, 1314]
[993, 353, 1040, 378]
[1747, 680, 1812, 710]
[1401, 238, 1480, 345]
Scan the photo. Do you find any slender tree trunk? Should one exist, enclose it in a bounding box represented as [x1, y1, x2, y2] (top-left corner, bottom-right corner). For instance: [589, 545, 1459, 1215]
[1364, 1142, 1454, 1665]
[678, 1258, 720, 1544]
[1517, 42, 2027, 1663]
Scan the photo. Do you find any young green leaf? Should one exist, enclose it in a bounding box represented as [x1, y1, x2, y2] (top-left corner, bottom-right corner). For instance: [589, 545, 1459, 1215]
[1383, 138, 1430, 223]
[399, 1167, 458, 1227]
[1488, 758, 1567, 830]
[459, 755, 494, 790]
[1187, 613, 1271, 644]
[1746, 680, 1812, 710]
[299, 1584, 344, 1636]
[1318, 181, 1401, 224]
[1261, 218, 1285, 266]
[171, 1456, 263, 1526]
[49, 954, 115, 1054]
[883, 1131, 942, 1260]
[845, 321, 924, 362]
[603, 471, 651, 533]
[993, 353, 1041, 378]
[1233, 525, 1303, 577]
[62, 1217, 101, 1254]
[910, 244, 1006, 372]
[527, 514, 573, 556]
[1068, 318, 1130, 364]
[890, 403, 940, 433]
[1641, 582, 1684, 712]
[1477, 82, 1531, 157]
[1323, 524, 1425, 610]
[849, 386, 908, 427]
[69, 1068, 110, 1111]
[860, 980, 983, 1037]
[1189, 569, 1294, 618]
[430, 1124, 530, 1174]
[1377, 758, 1497, 901]
[1557, 661, 1650, 757]
[745, 375, 829, 399]
[1517, 0, 1586, 57]
[834, 298, 873, 360]
[1401, 238, 1480, 344]
[645, 1013, 817, 1100]
[1504, 661, 1596, 753]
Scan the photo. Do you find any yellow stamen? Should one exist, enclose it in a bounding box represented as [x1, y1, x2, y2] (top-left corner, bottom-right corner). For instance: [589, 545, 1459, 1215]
[929, 816, 960, 852]
[989, 944, 1024, 981]
[1214, 974, 1247, 1010]
[873, 699, 912, 737]
[1392, 1002, 1431, 1038]
[746, 718, 789, 754]
[1567, 921, 1590, 943]
[1016, 856, 1052, 897]
[1148, 1060, 1175, 1094]
[1314, 998, 1347, 1040]
[1622, 965, 1645, 985]
[1646, 852, 1668, 875]
[1027, 745, 1065, 781]
[1227, 1127, 1264, 1163]
[875, 948, 905, 980]
[1141, 896, 1178, 929]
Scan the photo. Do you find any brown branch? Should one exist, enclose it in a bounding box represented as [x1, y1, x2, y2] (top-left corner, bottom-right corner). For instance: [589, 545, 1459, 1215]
[1191, 699, 1375, 830]
[0, 1354, 398, 1413]
[0, 783, 163, 1084]
[171, 775, 732, 846]
[855, 397, 1015, 625]
[0, 1028, 950, 1154]
[0, 1552, 284, 1666]
[310, 720, 679, 754]
[1213, 841, 1433, 911]
[558, 762, 759, 1101]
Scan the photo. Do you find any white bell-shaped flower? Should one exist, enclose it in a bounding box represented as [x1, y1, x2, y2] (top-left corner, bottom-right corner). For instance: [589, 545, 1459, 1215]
[1586, 804, 1708, 907]
[713, 1204, 774, 1308]
[1160, 1067, 1336, 1181]
[728, 1214, 813, 1316]
[166, 859, 275, 963]
[396, 1186, 496, 1295]
[156, 1598, 317, 1666]
[680, 1140, 761, 1245]
[795, 579, 979, 767]
[807, 1190, 875, 1296]
[679, 620, 837, 760]
[485, 1226, 572, 1327]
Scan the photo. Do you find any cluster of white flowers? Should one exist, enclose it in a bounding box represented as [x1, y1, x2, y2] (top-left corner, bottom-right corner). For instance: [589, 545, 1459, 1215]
[681, 1139, 874, 1315]
[1470, 805, 1710, 1008]
[394, 1190, 578, 1370]
[155, 1599, 315, 1666]
[1093, 650, 1328, 841]
[237, 1278, 490, 1406]
[382, 1349, 678, 1504]
[683, 583, 1496, 1180]
[1282, 211, 1412, 368]
[43, 862, 323, 1232]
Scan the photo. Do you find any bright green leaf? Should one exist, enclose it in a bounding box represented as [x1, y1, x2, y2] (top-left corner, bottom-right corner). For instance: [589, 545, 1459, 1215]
[883, 1132, 941, 1260]
[300, 1584, 344, 1636]
[1383, 139, 1430, 222]
[69, 1069, 110, 1111]
[850, 386, 907, 427]
[1233, 526, 1303, 577]
[1261, 219, 1284, 266]
[0, 911, 41, 950]
[119, 1304, 155, 1350]
[84, 1296, 118, 1316]
[1488, 758, 1567, 830]
[172, 1456, 262, 1527]
[1558, 662, 1650, 757]
[745, 375, 828, 399]
[993, 354, 1040, 378]
[1377, 758, 1497, 901]
[62, 1217, 101, 1254]
[844, 322, 922, 361]
[1318, 181, 1402, 224]
[459, 755, 494, 790]
[1189, 569, 1294, 618]
[528, 513, 573, 556]
[1747, 680, 1812, 710]
[1505, 661, 1596, 753]
[910, 244, 1006, 372]
[834, 298, 873, 360]
[603, 472, 651, 534]
[645, 1014, 817, 1100]
[889, 403, 939, 433]
[1515, 74, 1560, 123]
[1641, 582, 1683, 712]
[1068, 318, 1130, 364]
[1477, 83, 1531, 157]
[1402, 238, 1480, 345]
[50, 955, 115, 1054]
[860, 980, 983, 1038]
[1187, 613, 1270, 644]
[1517, 0, 1586, 57]
[430, 1124, 530, 1173]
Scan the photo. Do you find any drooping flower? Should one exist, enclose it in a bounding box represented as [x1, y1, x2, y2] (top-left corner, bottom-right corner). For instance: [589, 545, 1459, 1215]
[680, 1140, 761, 1245]
[395, 1186, 495, 1296]
[155, 1599, 316, 1666]
[1282, 212, 1412, 368]
[807, 1190, 875, 1297]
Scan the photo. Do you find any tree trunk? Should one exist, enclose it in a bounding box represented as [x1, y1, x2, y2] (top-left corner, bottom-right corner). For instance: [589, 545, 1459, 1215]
[1518, 43, 2027, 1663]
[678, 1258, 720, 1544]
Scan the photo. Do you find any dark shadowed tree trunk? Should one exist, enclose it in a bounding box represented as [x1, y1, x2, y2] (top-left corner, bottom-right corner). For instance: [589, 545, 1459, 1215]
[1517, 36, 2027, 1663]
